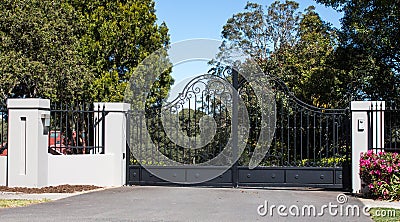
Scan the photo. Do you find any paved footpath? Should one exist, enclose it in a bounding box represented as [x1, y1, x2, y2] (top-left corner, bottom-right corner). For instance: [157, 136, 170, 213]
[0, 186, 373, 222]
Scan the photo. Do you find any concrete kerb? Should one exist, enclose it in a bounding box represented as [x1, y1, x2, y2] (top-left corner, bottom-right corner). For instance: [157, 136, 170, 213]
[0, 187, 112, 201]
[357, 198, 400, 209]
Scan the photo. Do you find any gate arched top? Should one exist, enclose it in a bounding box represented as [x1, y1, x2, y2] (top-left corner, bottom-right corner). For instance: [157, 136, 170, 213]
[162, 70, 348, 115]
[237, 71, 349, 114]
[162, 74, 232, 111]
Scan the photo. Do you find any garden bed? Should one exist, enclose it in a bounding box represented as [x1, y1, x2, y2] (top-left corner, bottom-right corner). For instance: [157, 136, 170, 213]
[0, 184, 101, 193]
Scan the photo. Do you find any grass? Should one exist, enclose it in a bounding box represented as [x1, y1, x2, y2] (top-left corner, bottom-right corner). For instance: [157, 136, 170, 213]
[370, 208, 400, 222]
[0, 199, 50, 208]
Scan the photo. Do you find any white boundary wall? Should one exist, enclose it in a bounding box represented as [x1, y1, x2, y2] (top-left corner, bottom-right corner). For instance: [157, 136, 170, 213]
[0, 156, 6, 185]
[48, 155, 115, 186]
[47, 103, 129, 187]
[5, 99, 129, 188]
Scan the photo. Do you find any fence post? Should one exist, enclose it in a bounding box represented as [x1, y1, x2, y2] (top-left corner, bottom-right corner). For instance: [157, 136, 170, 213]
[350, 101, 385, 194]
[94, 102, 130, 186]
[7, 99, 50, 188]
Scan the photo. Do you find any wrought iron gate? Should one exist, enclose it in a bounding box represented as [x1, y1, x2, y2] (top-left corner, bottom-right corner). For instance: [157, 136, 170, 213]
[126, 70, 351, 189]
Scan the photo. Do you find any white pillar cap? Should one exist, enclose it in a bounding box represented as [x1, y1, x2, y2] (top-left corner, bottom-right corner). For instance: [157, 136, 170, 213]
[7, 98, 50, 109]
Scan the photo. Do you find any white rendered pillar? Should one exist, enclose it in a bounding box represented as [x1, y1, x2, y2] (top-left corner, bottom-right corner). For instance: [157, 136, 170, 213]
[351, 101, 385, 194]
[94, 102, 130, 186]
[7, 99, 50, 188]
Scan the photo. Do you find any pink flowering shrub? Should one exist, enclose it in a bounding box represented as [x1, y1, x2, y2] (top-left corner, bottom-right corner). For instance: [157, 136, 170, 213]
[360, 150, 400, 201]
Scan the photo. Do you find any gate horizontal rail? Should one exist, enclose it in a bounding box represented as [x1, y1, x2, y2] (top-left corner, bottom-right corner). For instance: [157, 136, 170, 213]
[127, 165, 343, 188]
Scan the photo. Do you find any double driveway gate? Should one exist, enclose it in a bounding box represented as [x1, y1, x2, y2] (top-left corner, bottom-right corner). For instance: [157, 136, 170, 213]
[126, 70, 351, 189]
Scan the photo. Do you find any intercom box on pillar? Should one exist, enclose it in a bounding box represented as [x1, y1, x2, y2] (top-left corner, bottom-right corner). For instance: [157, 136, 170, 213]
[7, 99, 50, 188]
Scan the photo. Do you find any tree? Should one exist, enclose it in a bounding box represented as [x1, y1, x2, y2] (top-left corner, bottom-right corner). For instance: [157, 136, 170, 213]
[215, 1, 346, 107]
[316, 0, 400, 102]
[71, 0, 173, 102]
[218, 1, 300, 71]
[0, 0, 93, 103]
[289, 6, 346, 107]
[0, 0, 173, 104]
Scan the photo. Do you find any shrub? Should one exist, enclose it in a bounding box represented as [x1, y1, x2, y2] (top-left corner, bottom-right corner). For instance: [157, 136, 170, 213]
[301, 156, 346, 167]
[360, 150, 400, 201]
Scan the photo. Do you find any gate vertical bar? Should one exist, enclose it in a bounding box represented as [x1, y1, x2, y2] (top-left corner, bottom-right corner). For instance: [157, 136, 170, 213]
[101, 105, 106, 154]
[232, 68, 239, 187]
[345, 109, 352, 190]
[368, 104, 373, 151]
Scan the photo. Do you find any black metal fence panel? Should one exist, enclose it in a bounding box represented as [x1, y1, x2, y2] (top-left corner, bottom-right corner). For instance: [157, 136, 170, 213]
[0, 103, 7, 156]
[48, 103, 105, 155]
[369, 102, 400, 153]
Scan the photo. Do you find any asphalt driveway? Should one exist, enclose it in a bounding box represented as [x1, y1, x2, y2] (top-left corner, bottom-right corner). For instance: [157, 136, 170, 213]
[0, 186, 372, 222]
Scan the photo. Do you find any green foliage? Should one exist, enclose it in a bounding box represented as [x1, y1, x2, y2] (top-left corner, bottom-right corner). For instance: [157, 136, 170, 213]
[300, 156, 345, 167]
[0, 0, 93, 103]
[178, 108, 206, 137]
[289, 6, 346, 108]
[216, 1, 348, 108]
[317, 0, 400, 103]
[217, 0, 400, 107]
[219, 1, 300, 69]
[0, 199, 49, 208]
[73, 0, 172, 102]
[0, 0, 173, 103]
[369, 208, 400, 222]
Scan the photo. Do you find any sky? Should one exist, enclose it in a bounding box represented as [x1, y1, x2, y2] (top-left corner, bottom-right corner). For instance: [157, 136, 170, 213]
[154, 0, 343, 100]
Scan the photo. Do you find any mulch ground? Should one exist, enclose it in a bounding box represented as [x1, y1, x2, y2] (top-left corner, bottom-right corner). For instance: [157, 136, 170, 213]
[0, 184, 101, 193]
